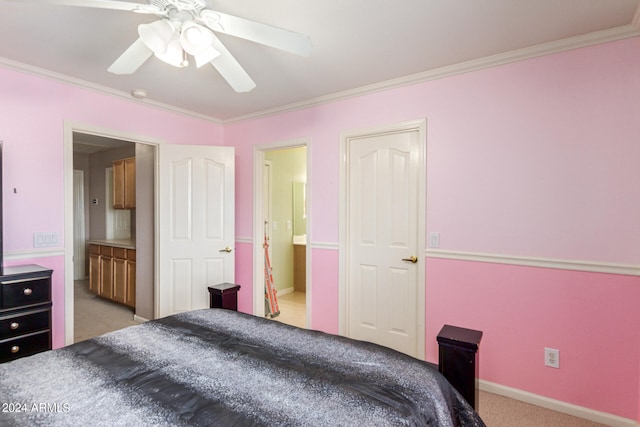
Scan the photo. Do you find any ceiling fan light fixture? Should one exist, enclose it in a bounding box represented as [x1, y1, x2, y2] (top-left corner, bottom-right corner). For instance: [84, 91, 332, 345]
[138, 19, 175, 54]
[155, 38, 189, 68]
[180, 21, 215, 55]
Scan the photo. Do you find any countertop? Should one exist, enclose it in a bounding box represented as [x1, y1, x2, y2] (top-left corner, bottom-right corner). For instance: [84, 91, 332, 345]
[88, 238, 136, 250]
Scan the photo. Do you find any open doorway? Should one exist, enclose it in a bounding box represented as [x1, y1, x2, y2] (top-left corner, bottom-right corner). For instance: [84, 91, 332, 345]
[254, 140, 311, 329]
[72, 134, 138, 341]
[64, 124, 158, 345]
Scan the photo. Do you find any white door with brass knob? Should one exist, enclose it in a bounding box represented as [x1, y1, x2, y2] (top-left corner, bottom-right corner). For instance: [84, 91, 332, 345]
[158, 145, 235, 317]
[342, 120, 425, 359]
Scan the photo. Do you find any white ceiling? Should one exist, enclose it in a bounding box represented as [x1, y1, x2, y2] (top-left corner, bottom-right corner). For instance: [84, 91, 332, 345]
[1, 0, 639, 122]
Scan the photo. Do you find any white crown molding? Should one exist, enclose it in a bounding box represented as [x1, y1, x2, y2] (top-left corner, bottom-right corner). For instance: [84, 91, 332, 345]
[0, 57, 222, 125]
[426, 249, 640, 277]
[224, 24, 640, 124]
[2, 22, 639, 125]
[480, 380, 639, 427]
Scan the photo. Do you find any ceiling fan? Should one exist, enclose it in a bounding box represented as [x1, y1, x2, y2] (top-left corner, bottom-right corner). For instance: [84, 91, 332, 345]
[8, 0, 313, 92]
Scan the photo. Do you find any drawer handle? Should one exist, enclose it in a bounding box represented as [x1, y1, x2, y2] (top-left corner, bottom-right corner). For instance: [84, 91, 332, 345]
[23, 288, 33, 296]
[10, 322, 19, 330]
[11, 346, 20, 354]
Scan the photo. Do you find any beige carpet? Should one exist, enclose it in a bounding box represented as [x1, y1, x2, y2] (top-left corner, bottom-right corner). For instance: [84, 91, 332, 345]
[478, 391, 608, 426]
[74, 284, 610, 426]
[74, 280, 140, 342]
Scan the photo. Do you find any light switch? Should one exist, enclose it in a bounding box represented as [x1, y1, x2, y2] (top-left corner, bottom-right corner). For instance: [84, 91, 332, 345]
[33, 232, 59, 248]
[428, 232, 440, 248]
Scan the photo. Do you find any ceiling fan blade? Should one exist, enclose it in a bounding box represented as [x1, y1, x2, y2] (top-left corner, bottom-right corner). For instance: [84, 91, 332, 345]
[108, 38, 153, 74]
[209, 36, 256, 93]
[2, 0, 160, 13]
[202, 11, 312, 58]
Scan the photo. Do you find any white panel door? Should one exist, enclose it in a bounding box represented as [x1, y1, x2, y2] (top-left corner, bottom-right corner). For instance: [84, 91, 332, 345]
[347, 128, 420, 356]
[158, 145, 235, 318]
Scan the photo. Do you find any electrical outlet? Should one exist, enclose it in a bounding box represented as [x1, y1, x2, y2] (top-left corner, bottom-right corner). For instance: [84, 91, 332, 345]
[544, 347, 560, 368]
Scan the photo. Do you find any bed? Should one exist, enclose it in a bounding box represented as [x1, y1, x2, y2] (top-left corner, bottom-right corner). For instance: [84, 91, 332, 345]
[0, 309, 485, 426]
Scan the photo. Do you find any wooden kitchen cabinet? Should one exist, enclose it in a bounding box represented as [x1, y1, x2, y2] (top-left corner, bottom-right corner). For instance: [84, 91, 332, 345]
[113, 157, 135, 209]
[89, 243, 136, 308]
[113, 247, 127, 304]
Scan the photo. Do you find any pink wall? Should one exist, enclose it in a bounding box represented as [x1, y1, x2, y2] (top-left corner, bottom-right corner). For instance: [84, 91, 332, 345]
[1, 66, 224, 347]
[226, 37, 640, 420]
[425, 258, 640, 418]
[2, 34, 639, 421]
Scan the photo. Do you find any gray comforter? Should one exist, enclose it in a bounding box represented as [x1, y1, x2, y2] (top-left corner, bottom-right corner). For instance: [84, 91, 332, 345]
[0, 309, 485, 426]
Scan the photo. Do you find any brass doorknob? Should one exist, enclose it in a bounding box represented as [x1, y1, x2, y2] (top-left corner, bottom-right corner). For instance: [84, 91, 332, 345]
[402, 255, 418, 263]
[219, 246, 233, 253]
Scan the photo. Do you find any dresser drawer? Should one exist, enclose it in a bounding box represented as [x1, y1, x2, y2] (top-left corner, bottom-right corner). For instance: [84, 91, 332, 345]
[0, 331, 51, 363]
[0, 276, 51, 309]
[0, 309, 50, 340]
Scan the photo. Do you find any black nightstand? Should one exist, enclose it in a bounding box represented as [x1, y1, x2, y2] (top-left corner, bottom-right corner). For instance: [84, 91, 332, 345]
[0, 264, 53, 363]
[208, 283, 241, 311]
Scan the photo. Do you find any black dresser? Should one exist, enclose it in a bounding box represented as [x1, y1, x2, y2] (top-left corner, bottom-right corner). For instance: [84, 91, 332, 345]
[0, 264, 53, 363]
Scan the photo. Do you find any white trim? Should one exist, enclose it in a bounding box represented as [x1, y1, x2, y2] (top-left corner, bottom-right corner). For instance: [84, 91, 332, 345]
[233, 240, 340, 250]
[426, 249, 640, 277]
[5, 249, 65, 260]
[480, 380, 639, 427]
[310, 242, 339, 251]
[249, 244, 640, 277]
[133, 315, 150, 323]
[224, 25, 640, 124]
[339, 119, 427, 360]
[64, 121, 164, 346]
[0, 58, 221, 125]
[252, 138, 312, 326]
[2, 24, 638, 125]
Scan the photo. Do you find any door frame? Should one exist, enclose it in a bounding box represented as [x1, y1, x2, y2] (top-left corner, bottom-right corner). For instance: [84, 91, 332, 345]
[63, 121, 162, 345]
[252, 138, 311, 325]
[338, 119, 427, 359]
[72, 169, 86, 280]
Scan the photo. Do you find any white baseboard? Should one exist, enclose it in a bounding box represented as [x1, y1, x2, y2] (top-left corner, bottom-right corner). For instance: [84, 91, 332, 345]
[480, 380, 638, 427]
[133, 314, 149, 323]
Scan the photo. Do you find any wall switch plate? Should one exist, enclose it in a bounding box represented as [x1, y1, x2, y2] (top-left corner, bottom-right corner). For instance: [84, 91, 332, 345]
[545, 347, 560, 368]
[33, 232, 59, 248]
[428, 232, 440, 248]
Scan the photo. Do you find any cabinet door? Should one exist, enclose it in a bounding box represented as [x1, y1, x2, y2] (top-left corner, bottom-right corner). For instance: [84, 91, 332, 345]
[89, 246, 101, 295]
[99, 247, 114, 299]
[113, 159, 125, 209]
[113, 256, 127, 304]
[124, 157, 136, 209]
